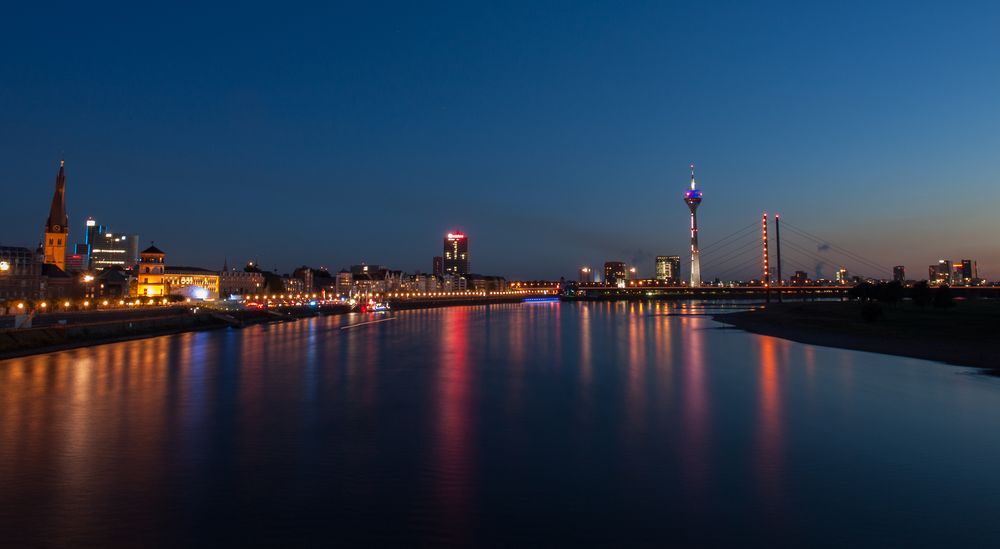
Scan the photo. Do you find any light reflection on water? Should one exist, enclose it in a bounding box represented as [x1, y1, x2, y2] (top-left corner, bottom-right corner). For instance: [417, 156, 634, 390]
[1, 302, 999, 546]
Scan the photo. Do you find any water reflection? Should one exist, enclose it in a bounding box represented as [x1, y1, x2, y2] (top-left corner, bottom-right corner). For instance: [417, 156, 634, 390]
[434, 307, 474, 544]
[754, 335, 786, 523]
[1, 303, 999, 546]
[679, 314, 710, 506]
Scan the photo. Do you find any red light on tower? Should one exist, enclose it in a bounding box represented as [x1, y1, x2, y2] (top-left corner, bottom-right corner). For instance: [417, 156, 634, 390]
[762, 212, 770, 288]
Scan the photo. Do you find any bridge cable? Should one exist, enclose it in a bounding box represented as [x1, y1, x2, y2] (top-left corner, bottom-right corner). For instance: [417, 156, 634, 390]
[780, 236, 880, 279]
[781, 225, 888, 275]
[699, 230, 759, 260]
[711, 253, 769, 281]
[699, 221, 758, 253]
[700, 241, 760, 272]
[781, 221, 891, 274]
[781, 238, 878, 280]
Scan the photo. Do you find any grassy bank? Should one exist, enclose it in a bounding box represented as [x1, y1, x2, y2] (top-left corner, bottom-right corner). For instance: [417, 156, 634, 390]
[715, 300, 1000, 372]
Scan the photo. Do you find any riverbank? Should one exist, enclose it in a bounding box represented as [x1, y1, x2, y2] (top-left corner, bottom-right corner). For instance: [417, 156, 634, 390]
[0, 297, 534, 359]
[0, 305, 350, 360]
[715, 301, 1000, 372]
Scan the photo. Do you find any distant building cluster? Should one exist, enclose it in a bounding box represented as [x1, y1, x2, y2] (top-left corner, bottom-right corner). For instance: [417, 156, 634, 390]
[927, 259, 981, 286]
[570, 166, 988, 289]
[0, 163, 522, 312]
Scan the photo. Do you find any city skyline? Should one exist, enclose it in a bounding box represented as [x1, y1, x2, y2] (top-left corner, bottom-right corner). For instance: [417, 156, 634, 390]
[11, 159, 990, 284]
[2, 4, 998, 279]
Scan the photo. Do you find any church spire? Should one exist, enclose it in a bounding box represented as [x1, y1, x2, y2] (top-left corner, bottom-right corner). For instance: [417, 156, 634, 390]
[45, 160, 68, 233]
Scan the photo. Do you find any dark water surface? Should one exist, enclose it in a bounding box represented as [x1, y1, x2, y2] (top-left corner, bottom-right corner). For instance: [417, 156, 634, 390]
[1, 302, 999, 547]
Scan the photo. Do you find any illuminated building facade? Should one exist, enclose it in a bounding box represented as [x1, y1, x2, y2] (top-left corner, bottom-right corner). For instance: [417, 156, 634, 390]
[578, 266, 593, 283]
[683, 164, 703, 287]
[929, 260, 950, 285]
[65, 251, 86, 273]
[93, 268, 131, 298]
[0, 246, 45, 300]
[655, 255, 681, 283]
[220, 269, 265, 297]
[89, 229, 140, 271]
[604, 261, 626, 287]
[282, 276, 305, 294]
[336, 270, 352, 294]
[43, 161, 69, 271]
[954, 259, 977, 285]
[443, 232, 469, 276]
[835, 268, 849, 284]
[163, 267, 220, 300]
[893, 266, 905, 282]
[136, 245, 166, 297]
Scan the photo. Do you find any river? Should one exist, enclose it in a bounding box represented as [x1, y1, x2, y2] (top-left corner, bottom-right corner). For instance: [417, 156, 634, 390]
[1, 302, 998, 547]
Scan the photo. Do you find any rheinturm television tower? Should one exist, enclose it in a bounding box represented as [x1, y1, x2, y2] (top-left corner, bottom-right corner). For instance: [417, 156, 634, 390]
[684, 163, 703, 287]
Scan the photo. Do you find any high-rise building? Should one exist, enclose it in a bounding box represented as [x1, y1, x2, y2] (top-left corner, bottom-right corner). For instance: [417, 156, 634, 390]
[443, 232, 469, 276]
[43, 160, 69, 271]
[655, 255, 681, 283]
[930, 260, 951, 285]
[578, 266, 593, 283]
[79, 218, 140, 271]
[683, 164, 703, 286]
[835, 268, 849, 284]
[956, 259, 976, 284]
[893, 266, 905, 282]
[90, 230, 139, 271]
[136, 245, 166, 297]
[432, 256, 443, 277]
[604, 261, 626, 287]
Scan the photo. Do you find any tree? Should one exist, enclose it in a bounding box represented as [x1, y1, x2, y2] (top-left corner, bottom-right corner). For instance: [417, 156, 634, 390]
[861, 301, 883, 322]
[849, 282, 875, 301]
[910, 281, 931, 307]
[933, 284, 955, 309]
[876, 281, 904, 305]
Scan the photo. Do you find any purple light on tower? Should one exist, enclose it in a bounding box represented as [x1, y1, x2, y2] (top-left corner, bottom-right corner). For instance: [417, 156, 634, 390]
[684, 164, 703, 286]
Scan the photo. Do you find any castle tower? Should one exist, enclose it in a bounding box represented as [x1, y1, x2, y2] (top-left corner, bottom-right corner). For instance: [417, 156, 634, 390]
[683, 164, 703, 287]
[43, 160, 69, 270]
[136, 244, 166, 297]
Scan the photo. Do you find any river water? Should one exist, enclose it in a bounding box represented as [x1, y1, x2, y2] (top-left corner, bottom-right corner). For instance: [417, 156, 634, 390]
[1, 302, 998, 547]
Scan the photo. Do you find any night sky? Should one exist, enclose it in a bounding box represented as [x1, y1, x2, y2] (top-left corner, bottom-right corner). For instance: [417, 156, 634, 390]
[2, 2, 998, 280]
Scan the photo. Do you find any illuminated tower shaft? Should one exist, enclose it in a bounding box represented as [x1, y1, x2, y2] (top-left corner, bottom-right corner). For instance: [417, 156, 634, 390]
[683, 164, 703, 287]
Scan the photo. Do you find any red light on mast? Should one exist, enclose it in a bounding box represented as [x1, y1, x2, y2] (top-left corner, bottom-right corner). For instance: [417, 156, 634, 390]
[762, 212, 770, 288]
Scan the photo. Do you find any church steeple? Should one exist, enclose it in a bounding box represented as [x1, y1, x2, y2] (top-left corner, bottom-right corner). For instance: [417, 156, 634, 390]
[43, 160, 69, 270]
[45, 160, 68, 234]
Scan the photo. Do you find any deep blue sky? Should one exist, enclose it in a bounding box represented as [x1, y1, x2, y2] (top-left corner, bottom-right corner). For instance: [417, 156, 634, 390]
[2, 1, 998, 280]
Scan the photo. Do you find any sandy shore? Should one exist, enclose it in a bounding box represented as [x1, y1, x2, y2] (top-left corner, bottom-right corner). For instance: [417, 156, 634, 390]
[714, 301, 1000, 373]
